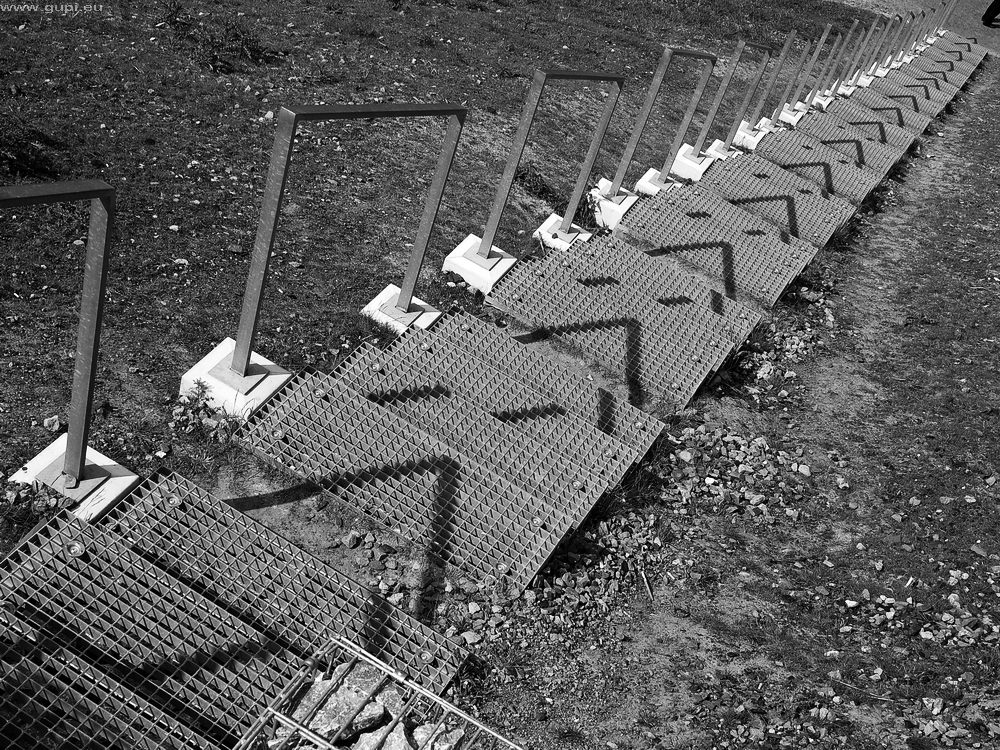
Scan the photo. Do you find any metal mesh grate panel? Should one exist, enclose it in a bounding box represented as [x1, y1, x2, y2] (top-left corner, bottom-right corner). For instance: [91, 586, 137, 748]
[793, 111, 906, 178]
[616, 185, 814, 307]
[934, 33, 989, 64]
[868, 76, 947, 117]
[488, 253, 749, 406]
[699, 153, 856, 246]
[884, 68, 959, 103]
[823, 98, 919, 149]
[239, 369, 583, 591]
[1, 513, 298, 749]
[849, 87, 935, 132]
[334, 342, 614, 524]
[432, 313, 663, 455]
[365, 329, 640, 479]
[754, 128, 885, 204]
[903, 56, 973, 87]
[98, 473, 464, 694]
[237, 635, 525, 750]
[914, 46, 979, 76]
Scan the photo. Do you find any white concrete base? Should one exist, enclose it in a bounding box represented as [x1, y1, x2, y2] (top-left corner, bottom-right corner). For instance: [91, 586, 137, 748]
[442, 234, 516, 294]
[533, 213, 592, 251]
[362, 284, 441, 335]
[671, 143, 714, 182]
[734, 119, 776, 151]
[778, 103, 808, 126]
[9, 434, 140, 522]
[812, 93, 835, 112]
[590, 179, 640, 230]
[635, 168, 681, 196]
[180, 337, 291, 419]
[837, 82, 859, 97]
[873, 65, 892, 78]
[705, 138, 738, 161]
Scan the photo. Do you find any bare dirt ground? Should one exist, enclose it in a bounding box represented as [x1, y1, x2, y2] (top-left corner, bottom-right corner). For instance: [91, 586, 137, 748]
[3, 2, 1000, 749]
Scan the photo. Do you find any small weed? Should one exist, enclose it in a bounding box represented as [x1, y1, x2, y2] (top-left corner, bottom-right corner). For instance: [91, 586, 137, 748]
[169, 381, 241, 444]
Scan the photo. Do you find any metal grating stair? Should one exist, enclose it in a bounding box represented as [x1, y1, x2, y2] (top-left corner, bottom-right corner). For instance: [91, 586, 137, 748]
[2, 512, 296, 749]
[823, 98, 919, 151]
[238, 314, 663, 592]
[753, 128, 885, 204]
[698, 152, 856, 245]
[846, 87, 935, 133]
[488, 249, 756, 406]
[868, 76, 948, 117]
[615, 184, 814, 307]
[100, 473, 463, 692]
[791, 111, 906, 178]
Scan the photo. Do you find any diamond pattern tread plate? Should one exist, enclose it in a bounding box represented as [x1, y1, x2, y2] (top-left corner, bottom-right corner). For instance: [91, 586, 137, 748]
[98, 473, 464, 694]
[794, 111, 906, 177]
[823, 99, 920, 150]
[868, 76, 948, 117]
[842, 88, 934, 133]
[754, 128, 885, 205]
[698, 152, 856, 245]
[884, 68, 960, 103]
[239, 368, 599, 592]
[615, 184, 815, 307]
[904, 56, 974, 87]
[1, 512, 298, 749]
[431, 313, 663, 456]
[488, 251, 754, 407]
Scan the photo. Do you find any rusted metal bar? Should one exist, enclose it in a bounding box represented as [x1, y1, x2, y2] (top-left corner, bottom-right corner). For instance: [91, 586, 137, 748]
[660, 55, 716, 176]
[723, 44, 773, 149]
[609, 47, 717, 195]
[747, 31, 796, 128]
[692, 40, 747, 153]
[0, 180, 116, 487]
[559, 78, 622, 233]
[231, 102, 467, 376]
[789, 24, 832, 109]
[478, 69, 625, 251]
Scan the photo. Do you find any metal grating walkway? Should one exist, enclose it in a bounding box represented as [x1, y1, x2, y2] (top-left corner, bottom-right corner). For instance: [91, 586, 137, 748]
[615, 184, 815, 307]
[488, 248, 758, 407]
[823, 98, 920, 150]
[432, 313, 661, 454]
[699, 152, 856, 246]
[836, 87, 933, 133]
[0, 503, 522, 750]
[99, 473, 463, 693]
[793, 111, 907, 178]
[903, 56, 974, 88]
[239, 315, 663, 592]
[868, 76, 948, 118]
[754, 128, 885, 205]
[1, 511, 297, 749]
[884, 68, 959, 103]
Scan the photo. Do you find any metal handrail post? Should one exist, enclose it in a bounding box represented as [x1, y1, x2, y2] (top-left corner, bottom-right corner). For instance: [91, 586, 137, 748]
[723, 44, 773, 150]
[747, 31, 796, 128]
[660, 57, 716, 175]
[0, 179, 116, 486]
[692, 40, 747, 154]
